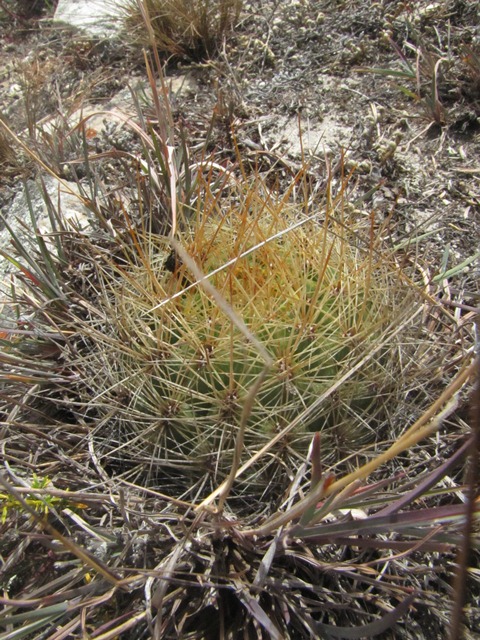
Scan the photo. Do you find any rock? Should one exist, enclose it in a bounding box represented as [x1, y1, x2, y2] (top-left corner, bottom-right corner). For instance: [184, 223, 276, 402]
[0, 177, 92, 295]
[53, 0, 126, 38]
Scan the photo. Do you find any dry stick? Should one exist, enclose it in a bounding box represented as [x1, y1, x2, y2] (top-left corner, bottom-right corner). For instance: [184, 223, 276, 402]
[147, 210, 321, 314]
[85, 610, 148, 640]
[449, 354, 480, 640]
[0, 486, 129, 505]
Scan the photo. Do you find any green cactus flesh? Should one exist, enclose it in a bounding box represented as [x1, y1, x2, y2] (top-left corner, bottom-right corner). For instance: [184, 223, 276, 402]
[91, 209, 411, 483]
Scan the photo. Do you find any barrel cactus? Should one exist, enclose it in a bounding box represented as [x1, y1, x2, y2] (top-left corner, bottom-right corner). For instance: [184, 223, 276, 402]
[87, 190, 416, 496]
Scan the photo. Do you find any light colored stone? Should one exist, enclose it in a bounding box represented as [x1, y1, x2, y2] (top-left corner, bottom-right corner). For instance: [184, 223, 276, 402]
[275, 114, 351, 157]
[0, 177, 92, 295]
[53, 0, 127, 38]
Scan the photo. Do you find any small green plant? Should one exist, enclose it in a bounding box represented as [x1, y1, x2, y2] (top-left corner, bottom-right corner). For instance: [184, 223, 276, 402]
[122, 0, 243, 60]
[0, 474, 82, 523]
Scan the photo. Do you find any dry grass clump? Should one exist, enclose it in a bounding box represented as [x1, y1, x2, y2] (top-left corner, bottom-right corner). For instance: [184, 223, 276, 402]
[122, 0, 243, 60]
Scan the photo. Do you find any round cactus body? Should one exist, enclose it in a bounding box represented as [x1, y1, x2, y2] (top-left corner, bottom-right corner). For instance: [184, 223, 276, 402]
[90, 206, 411, 490]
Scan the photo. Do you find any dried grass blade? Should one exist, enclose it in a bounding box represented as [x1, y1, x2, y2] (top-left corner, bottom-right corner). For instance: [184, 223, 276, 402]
[325, 359, 475, 498]
[376, 437, 472, 517]
[313, 592, 416, 638]
[170, 238, 273, 366]
[234, 583, 283, 640]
